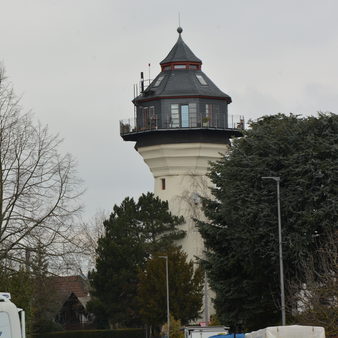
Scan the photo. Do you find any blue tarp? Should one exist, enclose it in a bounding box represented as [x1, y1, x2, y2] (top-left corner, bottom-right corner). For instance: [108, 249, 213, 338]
[209, 334, 245, 338]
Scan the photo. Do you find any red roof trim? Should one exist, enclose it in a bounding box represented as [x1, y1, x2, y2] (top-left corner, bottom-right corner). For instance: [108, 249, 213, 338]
[161, 61, 202, 71]
[135, 95, 231, 103]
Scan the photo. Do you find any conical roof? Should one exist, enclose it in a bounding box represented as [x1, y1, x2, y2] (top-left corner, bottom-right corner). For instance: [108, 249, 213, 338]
[133, 27, 231, 104]
[139, 70, 231, 103]
[160, 27, 202, 65]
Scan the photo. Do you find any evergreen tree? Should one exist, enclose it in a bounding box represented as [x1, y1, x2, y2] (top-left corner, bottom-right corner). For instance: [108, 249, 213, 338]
[0, 246, 62, 334]
[137, 246, 203, 334]
[137, 193, 185, 253]
[198, 113, 337, 331]
[88, 193, 185, 327]
[0, 267, 33, 328]
[30, 243, 61, 333]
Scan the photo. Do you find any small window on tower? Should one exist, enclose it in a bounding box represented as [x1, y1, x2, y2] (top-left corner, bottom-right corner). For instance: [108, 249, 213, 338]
[161, 178, 166, 190]
[174, 64, 186, 69]
[154, 75, 165, 87]
[196, 74, 208, 85]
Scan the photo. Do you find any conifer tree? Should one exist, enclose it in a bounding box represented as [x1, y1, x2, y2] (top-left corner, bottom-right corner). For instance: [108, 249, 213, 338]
[88, 193, 185, 327]
[198, 113, 337, 331]
[137, 246, 203, 334]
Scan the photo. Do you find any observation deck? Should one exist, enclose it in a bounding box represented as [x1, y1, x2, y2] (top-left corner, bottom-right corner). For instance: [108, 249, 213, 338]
[120, 113, 244, 142]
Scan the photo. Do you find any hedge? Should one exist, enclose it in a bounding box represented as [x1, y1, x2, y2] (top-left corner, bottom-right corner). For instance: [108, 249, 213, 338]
[31, 328, 146, 338]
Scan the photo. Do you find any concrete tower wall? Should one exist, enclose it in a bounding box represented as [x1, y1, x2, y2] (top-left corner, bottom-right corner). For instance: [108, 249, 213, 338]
[138, 142, 230, 320]
[138, 142, 230, 261]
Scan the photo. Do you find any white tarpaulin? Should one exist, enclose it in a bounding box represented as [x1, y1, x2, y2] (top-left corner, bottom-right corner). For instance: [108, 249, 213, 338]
[245, 325, 325, 338]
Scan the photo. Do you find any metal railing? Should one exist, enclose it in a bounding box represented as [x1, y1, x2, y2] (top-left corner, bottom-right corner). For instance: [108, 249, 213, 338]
[120, 113, 245, 135]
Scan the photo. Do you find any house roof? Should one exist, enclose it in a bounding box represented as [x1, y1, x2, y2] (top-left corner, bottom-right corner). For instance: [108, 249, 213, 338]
[52, 275, 90, 303]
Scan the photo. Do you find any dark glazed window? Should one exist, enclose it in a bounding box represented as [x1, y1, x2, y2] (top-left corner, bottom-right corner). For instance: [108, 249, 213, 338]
[161, 178, 166, 190]
[189, 103, 197, 127]
[142, 107, 149, 129]
[170, 104, 180, 128]
[205, 104, 220, 127]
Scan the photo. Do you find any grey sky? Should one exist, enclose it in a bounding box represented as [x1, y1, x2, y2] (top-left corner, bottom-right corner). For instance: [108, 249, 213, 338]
[1, 0, 337, 221]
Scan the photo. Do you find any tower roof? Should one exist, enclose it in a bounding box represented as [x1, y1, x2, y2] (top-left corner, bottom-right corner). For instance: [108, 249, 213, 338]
[138, 70, 231, 103]
[134, 27, 231, 103]
[122, 27, 242, 144]
[160, 27, 202, 65]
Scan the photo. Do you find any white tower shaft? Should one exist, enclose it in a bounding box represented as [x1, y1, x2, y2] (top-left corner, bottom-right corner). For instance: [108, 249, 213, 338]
[138, 142, 230, 320]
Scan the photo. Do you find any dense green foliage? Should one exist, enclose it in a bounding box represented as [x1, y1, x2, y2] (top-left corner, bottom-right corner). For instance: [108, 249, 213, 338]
[198, 113, 338, 331]
[137, 246, 204, 329]
[0, 268, 33, 323]
[161, 314, 184, 338]
[31, 328, 146, 338]
[88, 193, 185, 328]
[0, 246, 62, 334]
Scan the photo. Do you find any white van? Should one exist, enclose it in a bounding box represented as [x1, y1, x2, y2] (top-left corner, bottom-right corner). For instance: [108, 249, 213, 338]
[245, 325, 325, 338]
[0, 293, 26, 338]
[184, 325, 229, 338]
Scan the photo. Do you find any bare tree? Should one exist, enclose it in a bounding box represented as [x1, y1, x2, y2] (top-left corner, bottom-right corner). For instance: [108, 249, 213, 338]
[0, 66, 84, 270]
[290, 229, 337, 336]
[63, 210, 108, 275]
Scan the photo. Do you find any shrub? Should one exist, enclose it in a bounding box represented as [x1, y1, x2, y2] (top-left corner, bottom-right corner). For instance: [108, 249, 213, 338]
[31, 328, 146, 338]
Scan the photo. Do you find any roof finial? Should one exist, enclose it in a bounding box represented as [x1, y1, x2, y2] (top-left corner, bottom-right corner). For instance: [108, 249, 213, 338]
[177, 12, 183, 34]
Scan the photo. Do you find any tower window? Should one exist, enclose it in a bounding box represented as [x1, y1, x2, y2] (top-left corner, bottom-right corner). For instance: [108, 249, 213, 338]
[174, 65, 186, 69]
[205, 104, 220, 127]
[196, 74, 208, 85]
[142, 107, 149, 129]
[170, 103, 197, 128]
[154, 75, 165, 87]
[181, 105, 189, 127]
[161, 178, 166, 190]
[170, 104, 180, 128]
[189, 103, 197, 127]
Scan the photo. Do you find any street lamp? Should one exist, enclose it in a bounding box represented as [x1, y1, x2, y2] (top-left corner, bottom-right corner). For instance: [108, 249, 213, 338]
[204, 271, 209, 324]
[261, 176, 286, 326]
[159, 255, 170, 337]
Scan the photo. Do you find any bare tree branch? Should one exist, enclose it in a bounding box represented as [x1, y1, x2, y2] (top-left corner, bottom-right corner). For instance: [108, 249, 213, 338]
[0, 65, 85, 270]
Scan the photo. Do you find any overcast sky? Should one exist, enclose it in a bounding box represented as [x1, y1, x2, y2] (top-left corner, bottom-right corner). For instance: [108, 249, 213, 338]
[1, 0, 337, 221]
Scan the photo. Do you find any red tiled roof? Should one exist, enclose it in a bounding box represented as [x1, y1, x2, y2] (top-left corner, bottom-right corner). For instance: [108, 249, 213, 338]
[52, 275, 89, 301]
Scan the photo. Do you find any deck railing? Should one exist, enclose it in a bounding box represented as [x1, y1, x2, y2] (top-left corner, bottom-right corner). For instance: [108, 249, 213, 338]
[120, 113, 245, 135]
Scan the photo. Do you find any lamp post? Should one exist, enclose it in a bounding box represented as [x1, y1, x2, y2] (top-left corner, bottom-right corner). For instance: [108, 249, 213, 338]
[261, 176, 286, 325]
[159, 255, 170, 337]
[204, 270, 209, 324]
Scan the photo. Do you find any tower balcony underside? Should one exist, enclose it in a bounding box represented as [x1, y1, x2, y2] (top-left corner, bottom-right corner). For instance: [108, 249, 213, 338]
[138, 142, 230, 177]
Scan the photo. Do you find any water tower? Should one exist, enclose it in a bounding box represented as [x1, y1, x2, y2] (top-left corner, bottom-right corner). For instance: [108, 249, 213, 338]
[120, 27, 243, 319]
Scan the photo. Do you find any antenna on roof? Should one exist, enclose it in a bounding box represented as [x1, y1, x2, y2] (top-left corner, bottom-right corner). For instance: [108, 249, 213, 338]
[148, 63, 151, 84]
[140, 72, 144, 93]
[177, 12, 183, 35]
